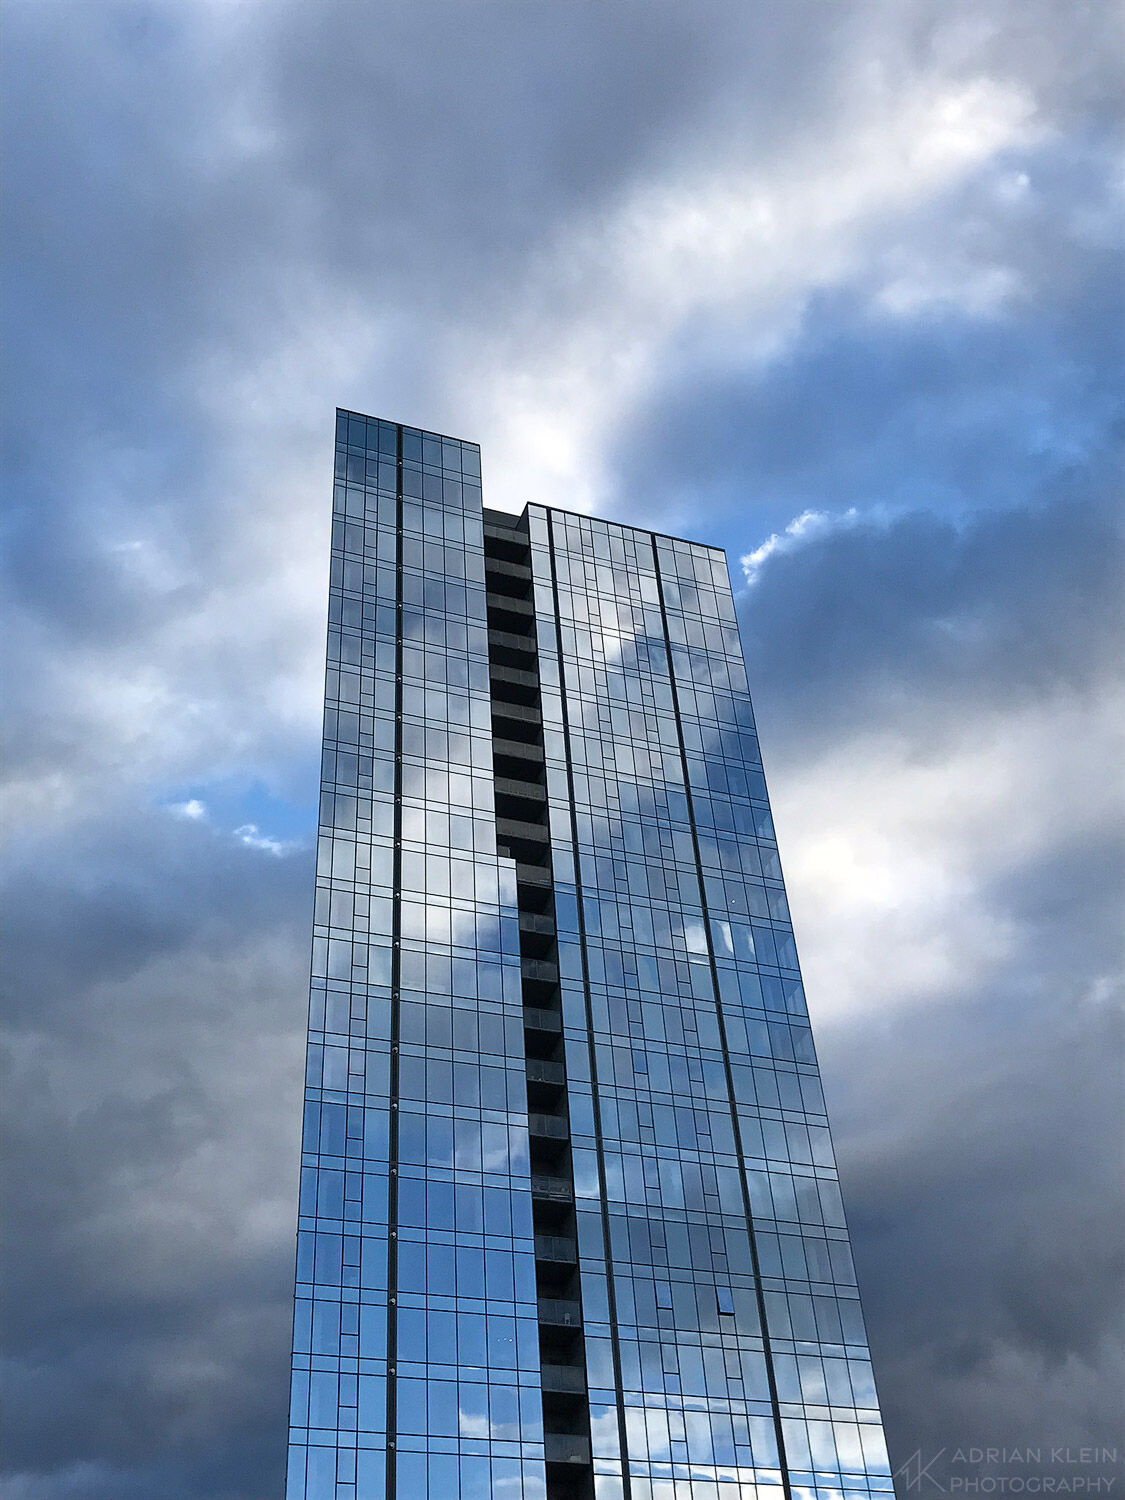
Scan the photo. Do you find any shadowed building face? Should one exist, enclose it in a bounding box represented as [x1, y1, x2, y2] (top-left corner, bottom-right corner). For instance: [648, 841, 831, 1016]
[284, 408, 892, 1500]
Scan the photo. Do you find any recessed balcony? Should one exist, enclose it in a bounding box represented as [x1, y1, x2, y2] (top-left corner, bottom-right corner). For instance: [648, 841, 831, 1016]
[531, 1173, 574, 1206]
[540, 1363, 586, 1397]
[537, 1296, 582, 1330]
[543, 1431, 592, 1467]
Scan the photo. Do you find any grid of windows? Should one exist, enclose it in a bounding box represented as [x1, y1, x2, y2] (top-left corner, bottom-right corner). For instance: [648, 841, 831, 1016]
[287, 412, 546, 1500]
[287, 410, 890, 1500]
[527, 505, 892, 1500]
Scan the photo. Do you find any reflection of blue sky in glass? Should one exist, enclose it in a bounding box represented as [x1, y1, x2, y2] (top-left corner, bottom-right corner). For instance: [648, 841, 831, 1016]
[286, 416, 893, 1497]
[529, 503, 890, 1493]
[286, 415, 545, 1500]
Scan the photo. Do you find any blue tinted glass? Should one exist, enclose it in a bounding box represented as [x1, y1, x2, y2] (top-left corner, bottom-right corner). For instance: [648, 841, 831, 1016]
[288, 421, 890, 1498]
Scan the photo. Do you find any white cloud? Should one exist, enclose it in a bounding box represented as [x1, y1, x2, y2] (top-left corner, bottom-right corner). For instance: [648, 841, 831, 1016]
[770, 688, 1125, 1028]
[168, 798, 207, 821]
[460, 75, 1040, 515]
[233, 823, 294, 857]
[0, 30, 1056, 837]
[875, 260, 1024, 319]
[741, 507, 862, 583]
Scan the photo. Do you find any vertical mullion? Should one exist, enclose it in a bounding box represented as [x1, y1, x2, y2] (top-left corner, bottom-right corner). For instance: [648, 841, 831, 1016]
[384, 425, 404, 1500]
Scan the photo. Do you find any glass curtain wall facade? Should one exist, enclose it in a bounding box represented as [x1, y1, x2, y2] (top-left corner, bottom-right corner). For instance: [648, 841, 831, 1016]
[286, 408, 893, 1500]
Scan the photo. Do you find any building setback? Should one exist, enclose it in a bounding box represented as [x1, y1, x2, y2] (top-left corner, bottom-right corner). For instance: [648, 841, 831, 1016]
[285, 409, 893, 1500]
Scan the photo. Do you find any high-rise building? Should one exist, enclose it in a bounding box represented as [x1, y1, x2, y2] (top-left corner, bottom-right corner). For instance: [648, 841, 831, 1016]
[285, 409, 893, 1500]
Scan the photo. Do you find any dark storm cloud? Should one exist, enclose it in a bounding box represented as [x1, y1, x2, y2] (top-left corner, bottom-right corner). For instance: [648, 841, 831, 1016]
[732, 504, 1125, 1476]
[2, 1, 770, 799]
[2, 809, 311, 1500]
[842, 982, 1123, 1464]
[737, 477, 1125, 746]
[2, 0, 843, 446]
[2, 804, 309, 1019]
[718, 423, 1124, 1462]
[2, 0, 1123, 1496]
[833, 834, 1124, 1464]
[729, 479, 1124, 1473]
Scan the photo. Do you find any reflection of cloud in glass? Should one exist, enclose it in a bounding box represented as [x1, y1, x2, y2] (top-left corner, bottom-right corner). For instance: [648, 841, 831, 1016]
[588, 1401, 622, 1455]
[456, 1385, 522, 1442]
[682, 917, 709, 954]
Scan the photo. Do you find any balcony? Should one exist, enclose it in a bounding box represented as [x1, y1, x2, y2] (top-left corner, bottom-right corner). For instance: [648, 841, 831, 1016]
[485, 591, 534, 627]
[540, 1363, 586, 1397]
[535, 1233, 578, 1266]
[529, 1111, 569, 1145]
[522, 1012, 560, 1063]
[519, 910, 555, 939]
[522, 956, 558, 984]
[515, 861, 551, 891]
[526, 1055, 565, 1085]
[490, 696, 541, 728]
[522, 967, 559, 1008]
[523, 1006, 562, 1040]
[482, 510, 527, 550]
[531, 1173, 573, 1205]
[490, 698, 542, 747]
[537, 1296, 582, 1329]
[484, 557, 533, 594]
[495, 816, 549, 865]
[487, 624, 538, 667]
[543, 1432, 591, 1466]
[494, 782, 545, 827]
[492, 731, 543, 765]
[488, 661, 539, 706]
[483, 533, 527, 564]
[518, 911, 555, 962]
[526, 1058, 566, 1106]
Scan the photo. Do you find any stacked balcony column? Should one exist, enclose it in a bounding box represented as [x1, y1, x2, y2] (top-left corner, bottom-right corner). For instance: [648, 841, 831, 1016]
[483, 509, 594, 1500]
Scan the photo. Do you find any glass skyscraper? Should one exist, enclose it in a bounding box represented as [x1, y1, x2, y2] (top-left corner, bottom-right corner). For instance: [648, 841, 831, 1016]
[285, 409, 892, 1500]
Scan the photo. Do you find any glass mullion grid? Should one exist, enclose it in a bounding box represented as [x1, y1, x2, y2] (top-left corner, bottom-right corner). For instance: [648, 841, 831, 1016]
[648, 532, 794, 1500]
[288, 417, 891, 1500]
[288, 411, 400, 1500]
[543, 510, 787, 1496]
[653, 535, 893, 1495]
[389, 426, 544, 1500]
[289, 414, 547, 1500]
[533, 505, 633, 1498]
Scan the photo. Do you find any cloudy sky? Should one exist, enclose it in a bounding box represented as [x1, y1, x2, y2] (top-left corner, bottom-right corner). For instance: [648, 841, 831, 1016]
[2, 2, 1123, 1496]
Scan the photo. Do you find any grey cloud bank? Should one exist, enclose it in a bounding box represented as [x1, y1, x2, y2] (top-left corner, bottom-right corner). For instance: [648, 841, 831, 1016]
[2, 1, 1122, 1497]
